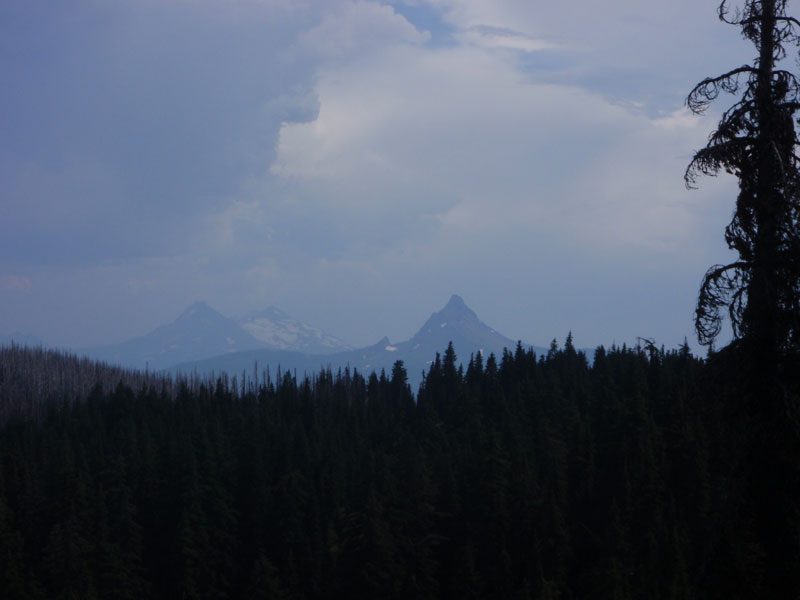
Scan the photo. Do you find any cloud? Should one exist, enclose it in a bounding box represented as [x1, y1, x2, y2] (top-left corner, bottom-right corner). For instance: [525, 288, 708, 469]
[411, 0, 753, 111]
[0, 0, 323, 265]
[0, 0, 748, 349]
[457, 25, 555, 52]
[270, 29, 726, 258]
[298, 0, 430, 62]
[241, 0, 739, 345]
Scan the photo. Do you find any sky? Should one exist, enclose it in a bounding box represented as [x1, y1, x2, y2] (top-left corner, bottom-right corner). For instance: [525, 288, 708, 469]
[0, 0, 771, 351]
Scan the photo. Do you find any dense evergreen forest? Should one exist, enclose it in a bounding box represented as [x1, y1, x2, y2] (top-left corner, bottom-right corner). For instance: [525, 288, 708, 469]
[2, 340, 797, 599]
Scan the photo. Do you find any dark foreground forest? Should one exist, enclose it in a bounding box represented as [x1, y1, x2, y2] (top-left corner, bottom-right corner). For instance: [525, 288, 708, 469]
[1, 341, 798, 599]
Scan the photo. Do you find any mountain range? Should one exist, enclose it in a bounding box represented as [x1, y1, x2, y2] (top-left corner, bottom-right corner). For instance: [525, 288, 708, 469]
[169, 295, 547, 391]
[82, 301, 352, 370]
[50, 295, 555, 391]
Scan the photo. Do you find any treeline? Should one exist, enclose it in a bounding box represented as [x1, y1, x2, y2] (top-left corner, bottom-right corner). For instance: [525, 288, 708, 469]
[0, 340, 797, 598]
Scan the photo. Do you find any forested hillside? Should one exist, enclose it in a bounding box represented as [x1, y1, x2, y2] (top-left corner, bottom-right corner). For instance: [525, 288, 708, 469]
[1, 340, 795, 599]
[0, 345, 175, 423]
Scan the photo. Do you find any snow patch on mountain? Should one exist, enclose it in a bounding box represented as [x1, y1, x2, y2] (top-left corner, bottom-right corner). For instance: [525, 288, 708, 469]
[239, 307, 352, 355]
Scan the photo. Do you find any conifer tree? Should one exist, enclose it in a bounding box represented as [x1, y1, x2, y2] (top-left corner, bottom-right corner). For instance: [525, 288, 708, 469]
[686, 4, 800, 594]
[686, 0, 800, 359]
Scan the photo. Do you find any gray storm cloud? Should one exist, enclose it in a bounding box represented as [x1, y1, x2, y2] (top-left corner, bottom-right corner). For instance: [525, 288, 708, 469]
[1, 0, 741, 349]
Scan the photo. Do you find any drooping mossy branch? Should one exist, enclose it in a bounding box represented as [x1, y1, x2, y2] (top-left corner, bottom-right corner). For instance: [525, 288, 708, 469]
[686, 66, 757, 113]
[695, 261, 750, 345]
[685, 138, 755, 187]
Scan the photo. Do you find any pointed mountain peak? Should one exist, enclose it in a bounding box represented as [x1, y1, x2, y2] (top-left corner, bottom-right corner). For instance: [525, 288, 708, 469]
[406, 293, 519, 359]
[445, 294, 466, 309]
[86, 300, 265, 370]
[438, 294, 477, 320]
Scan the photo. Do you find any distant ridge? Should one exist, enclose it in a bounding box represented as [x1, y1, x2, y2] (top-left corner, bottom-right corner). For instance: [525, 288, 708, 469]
[79, 302, 353, 370]
[82, 302, 265, 370]
[170, 295, 548, 391]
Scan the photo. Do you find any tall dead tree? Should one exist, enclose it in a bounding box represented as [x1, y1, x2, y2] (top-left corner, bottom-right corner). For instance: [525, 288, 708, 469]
[686, 0, 800, 361]
[686, 2, 800, 595]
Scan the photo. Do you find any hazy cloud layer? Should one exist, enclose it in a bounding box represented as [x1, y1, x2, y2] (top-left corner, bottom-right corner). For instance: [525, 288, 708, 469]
[2, 0, 747, 349]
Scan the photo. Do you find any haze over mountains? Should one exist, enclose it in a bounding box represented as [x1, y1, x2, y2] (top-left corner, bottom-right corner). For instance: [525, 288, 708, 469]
[17, 295, 549, 390]
[170, 295, 547, 390]
[81, 301, 353, 370]
[81, 302, 262, 369]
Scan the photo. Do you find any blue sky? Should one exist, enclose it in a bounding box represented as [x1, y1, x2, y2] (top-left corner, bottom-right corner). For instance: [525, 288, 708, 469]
[0, 0, 766, 350]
